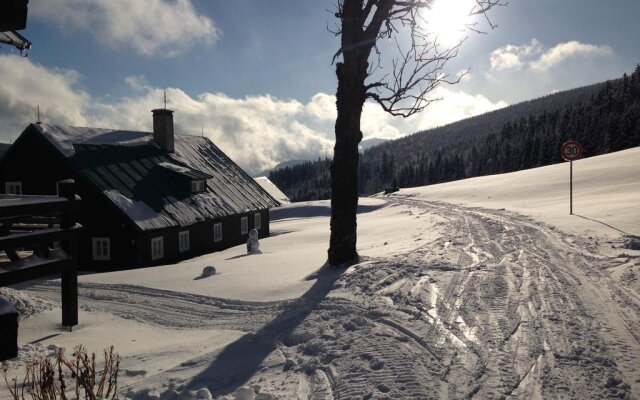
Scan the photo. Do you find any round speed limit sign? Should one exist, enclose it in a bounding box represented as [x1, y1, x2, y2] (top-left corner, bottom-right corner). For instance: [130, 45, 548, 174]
[561, 140, 583, 161]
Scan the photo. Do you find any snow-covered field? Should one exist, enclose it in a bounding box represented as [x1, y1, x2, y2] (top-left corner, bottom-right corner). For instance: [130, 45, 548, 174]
[2, 147, 639, 399]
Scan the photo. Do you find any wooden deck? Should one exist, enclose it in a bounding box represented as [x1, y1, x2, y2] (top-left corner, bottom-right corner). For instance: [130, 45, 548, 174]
[0, 180, 81, 328]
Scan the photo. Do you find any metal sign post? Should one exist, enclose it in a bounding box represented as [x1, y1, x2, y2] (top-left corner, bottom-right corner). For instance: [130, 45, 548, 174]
[570, 160, 573, 215]
[561, 140, 583, 215]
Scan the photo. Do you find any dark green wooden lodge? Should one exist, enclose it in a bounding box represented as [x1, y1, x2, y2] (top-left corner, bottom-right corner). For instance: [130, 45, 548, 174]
[0, 109, 279, 270]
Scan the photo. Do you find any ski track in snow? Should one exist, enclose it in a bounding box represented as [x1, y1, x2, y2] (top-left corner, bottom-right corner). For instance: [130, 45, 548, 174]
[23, 197, 640, 399]
[27, 283, 284, 332]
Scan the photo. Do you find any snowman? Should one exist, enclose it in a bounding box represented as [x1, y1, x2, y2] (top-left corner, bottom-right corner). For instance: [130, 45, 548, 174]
[246, 228, 260, 254]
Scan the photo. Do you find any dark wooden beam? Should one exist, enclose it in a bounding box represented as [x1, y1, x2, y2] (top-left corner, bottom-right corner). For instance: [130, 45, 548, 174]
[0, 195, 79, 219]
[0, 256, 71, 286]
[0, 224, 81, 250]
[59, 180, 78, 328]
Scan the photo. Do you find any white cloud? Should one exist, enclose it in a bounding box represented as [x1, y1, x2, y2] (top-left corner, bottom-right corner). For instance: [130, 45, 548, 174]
[490, 48, 524, 71]
[304, 93, 403, 140]
[90, 89, 333, 174]
[299, 90, 507, 142]
[305, 93, 335, 122]
[31, 0, 218, 57]
[362, 103, 402, 140]
[490, 39, 542, 71]
[405, 87, 508, 131]
[0, 57, 508, 174]
[531, 41, 614, 71]
[125, 75, 153, 92]
[0, 55, 89, 138]
[490, 38, 613, 72]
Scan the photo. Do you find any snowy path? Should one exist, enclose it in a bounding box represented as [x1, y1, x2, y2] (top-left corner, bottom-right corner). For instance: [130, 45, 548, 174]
[279, 197, 639, 399]
[18, 197, 640, 399]
[361, 196, 640, 399]
[27, 282, 285, 332]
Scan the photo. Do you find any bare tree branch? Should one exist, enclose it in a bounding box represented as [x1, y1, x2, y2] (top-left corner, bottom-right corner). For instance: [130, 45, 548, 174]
[332, 0, 506, 115]
[366, 38, 465, 117]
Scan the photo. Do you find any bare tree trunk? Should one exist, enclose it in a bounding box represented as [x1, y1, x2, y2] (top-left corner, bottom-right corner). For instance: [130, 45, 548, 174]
[327, 0, 501, 265]
[329, 57, 367, 265]
[328, 0, 372, 265]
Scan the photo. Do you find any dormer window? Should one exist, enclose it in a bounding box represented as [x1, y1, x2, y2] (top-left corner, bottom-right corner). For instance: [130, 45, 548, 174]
[157, 162, 211, 194]
[191, 180, 206, 193]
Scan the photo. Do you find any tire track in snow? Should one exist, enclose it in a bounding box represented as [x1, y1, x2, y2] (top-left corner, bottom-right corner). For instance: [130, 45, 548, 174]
[383, 196, 637, 399]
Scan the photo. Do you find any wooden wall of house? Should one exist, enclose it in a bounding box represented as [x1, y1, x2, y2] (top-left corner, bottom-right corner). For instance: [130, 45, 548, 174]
[135, 220, 213, 267]
[259, 209, 270, 239]
[216, 209, 271, 250]
[76, 186, 136, 270]
[0, 127, 136, 270]
[134, 209, 271, 267]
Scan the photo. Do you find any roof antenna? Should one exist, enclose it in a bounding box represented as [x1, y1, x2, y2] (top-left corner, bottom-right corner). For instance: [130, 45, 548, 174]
[163, 90, 167, 109]
[201, 123, 204, 137]
[36, 105, 40, 123]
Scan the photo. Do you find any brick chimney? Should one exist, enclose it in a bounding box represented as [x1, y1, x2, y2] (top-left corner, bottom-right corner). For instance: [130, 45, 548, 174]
[152, 108, 174, 152]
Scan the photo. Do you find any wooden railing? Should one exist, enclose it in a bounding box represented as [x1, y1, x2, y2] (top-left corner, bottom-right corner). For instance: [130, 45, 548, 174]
[0, 180, 81, 328]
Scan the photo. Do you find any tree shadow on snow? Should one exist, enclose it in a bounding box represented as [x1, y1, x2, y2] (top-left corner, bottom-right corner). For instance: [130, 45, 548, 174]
[184, 261, 349, 395]
[270, 202, 385, 221]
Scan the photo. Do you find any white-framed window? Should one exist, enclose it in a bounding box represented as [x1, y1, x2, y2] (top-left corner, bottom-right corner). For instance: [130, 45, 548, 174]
[214, 223, 223, 242]
[151, 236, 164, 260]
[178, 230, 190, 253]
[240, 216, 248, 235]
[92, 237, 110, 261]
[5, 182, 22, 195]
[254, 213, 261, 230]
[191, 180, 205, 193]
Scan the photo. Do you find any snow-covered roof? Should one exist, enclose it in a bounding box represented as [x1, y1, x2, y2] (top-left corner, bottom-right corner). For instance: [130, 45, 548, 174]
[253, 176, 290, 205]
[35, 124, 152, 157]
[29, 123, 279, 231]
[158, 162, 212, 180]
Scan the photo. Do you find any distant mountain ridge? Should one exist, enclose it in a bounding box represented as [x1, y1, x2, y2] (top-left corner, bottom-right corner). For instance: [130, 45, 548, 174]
[270, 66, 640, 201]
[251, 159, 310, 178]
[359, 137, 389, 152]
[272, 159, 310, 171]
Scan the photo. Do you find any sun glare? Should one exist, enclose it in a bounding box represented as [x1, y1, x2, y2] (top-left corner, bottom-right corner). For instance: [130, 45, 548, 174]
[425, 0, 477, 47]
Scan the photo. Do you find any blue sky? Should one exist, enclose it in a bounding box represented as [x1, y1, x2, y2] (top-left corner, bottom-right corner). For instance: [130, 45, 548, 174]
[1, 0, 638, 173]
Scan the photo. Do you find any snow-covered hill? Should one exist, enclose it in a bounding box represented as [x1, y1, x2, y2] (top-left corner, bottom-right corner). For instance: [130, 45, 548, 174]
[398, 146, 640, 240]
[2, 147, 639, 399]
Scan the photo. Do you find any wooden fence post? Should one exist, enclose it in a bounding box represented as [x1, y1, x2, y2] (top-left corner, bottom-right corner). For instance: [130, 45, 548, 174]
[58, 179, 78, 329]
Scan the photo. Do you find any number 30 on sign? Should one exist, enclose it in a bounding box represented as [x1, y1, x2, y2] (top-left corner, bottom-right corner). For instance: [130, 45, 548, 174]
[561, 140, 583, 161]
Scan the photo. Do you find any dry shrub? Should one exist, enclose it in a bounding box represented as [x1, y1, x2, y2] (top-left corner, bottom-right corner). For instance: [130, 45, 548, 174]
[3, 345, 120, 400]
